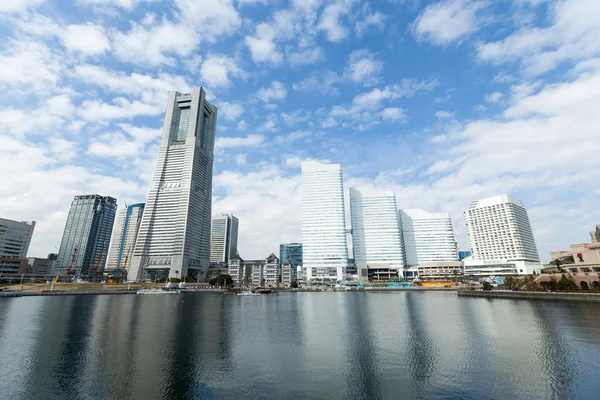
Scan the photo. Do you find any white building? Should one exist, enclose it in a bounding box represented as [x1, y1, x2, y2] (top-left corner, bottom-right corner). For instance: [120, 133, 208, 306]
[301, 161, 349, 282]
[128, 88, 217, 281]
[106, 203, 144, 273]
[210, 214, 239, 264]
[263, 253, 279, 287]
[399, 209, 459, 266]
[228, 254, 246, 286]
[281, 263, 296, 287]
[250, 261, 264, 286]
[350, 188, 404, 281]
[463, 194, 541, 276]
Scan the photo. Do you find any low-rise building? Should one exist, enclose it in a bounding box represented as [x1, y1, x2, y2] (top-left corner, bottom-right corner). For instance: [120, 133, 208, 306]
[463, 257, 542, 277]
[250, 260, 264, 287]
[207, 262, 229, 280]
[27, 253, 57, 275]
[228, 253, 245, 286]
[264, 253, 279, 287]
[417, 262, 463, 281]
[282, 263, 296, 287]
[541, 241, 600, 290]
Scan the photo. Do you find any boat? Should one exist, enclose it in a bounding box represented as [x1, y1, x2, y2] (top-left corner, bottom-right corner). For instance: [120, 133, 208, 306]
[237, 290, 261, 296]
[136, 288, 180, 295]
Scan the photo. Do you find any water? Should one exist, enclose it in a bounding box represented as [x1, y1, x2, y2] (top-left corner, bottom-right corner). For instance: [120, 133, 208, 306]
[1, 292, 599, 400]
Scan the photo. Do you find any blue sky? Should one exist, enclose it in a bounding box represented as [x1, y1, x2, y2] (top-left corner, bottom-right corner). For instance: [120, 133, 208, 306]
[1, 0, 599, 262]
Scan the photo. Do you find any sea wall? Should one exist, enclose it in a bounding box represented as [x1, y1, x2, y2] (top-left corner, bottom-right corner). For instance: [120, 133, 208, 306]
[458, 290, 600, 302]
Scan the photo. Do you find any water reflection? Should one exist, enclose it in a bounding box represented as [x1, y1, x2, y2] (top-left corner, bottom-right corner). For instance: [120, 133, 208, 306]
[1, 293, 600, 400]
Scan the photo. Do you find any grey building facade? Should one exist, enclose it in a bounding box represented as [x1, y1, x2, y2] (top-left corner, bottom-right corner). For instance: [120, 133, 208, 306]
[55, 195, 117, 276]
[210, 214, 239, 264]
[0, 217, 35, 274]
[128, 88, 217, 281]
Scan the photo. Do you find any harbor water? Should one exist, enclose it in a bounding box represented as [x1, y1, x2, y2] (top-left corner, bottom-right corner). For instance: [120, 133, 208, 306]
[0, 291, 599, 399]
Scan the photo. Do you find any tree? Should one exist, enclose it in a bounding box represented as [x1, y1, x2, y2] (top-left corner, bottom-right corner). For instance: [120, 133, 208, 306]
[557, 274, 577, 291]
[505, 276, 516, 289]
[482, 281, 493, 291]
[291, 280, 298, 289]
[214, 274, 233, 287]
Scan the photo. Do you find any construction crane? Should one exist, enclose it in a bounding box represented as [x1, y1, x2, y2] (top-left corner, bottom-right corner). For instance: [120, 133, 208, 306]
[66, 248, 78, 283]
[119, 247, 132, 283]
[92, 254, 103, 283]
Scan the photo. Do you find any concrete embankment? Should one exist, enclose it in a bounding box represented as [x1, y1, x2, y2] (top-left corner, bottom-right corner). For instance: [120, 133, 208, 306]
[21, 290, 138, 296]
[291, 287, 459, 293]
[458, 290, 600, 302]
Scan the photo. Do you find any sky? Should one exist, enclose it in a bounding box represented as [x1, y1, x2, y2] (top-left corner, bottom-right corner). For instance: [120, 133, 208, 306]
[1, 0, 599, 263]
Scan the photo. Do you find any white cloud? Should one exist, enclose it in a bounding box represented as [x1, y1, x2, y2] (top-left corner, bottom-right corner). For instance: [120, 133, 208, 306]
[484, 91, 503, 103]
[219, 101, 245, 121]
[200, 54, 245, 88]
[435, 110, 454, 119]
[215, 134, 266, 149]
[292, 71, 339, 95]
[355, 6, 386, 37]
[412, 0, 487, 45]
[234, 153, 247, 165]
[318, 0, 355, 42]
[175, 0, 241, 39]
[380, 107, 406, 121]
[344, 49, 383, 86]
[111, 19, 199, 66]
[255, 81, 287, 103]
[237, 120, 248, 130]
[61, 24, 111, 55]
[287, 47, 325, 67]
[275, 130, 314, 143]
[0, 0, 45, 13]
[476, 0, 600, 75]
[280, 109, 311, 125]
[78, 97, 160, 122]
[0, 40, 63, 92]
[244, 23, 284, 65]
[78, 0, 154, 9]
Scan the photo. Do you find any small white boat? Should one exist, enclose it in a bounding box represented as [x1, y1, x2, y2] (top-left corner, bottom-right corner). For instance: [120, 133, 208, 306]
[237, 291, 261, 296]
[137, 288, 179, 295]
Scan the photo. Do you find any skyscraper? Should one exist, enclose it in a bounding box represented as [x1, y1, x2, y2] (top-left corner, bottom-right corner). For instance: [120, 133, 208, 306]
[464, 194, 539, 262]
[210, 214, 239, 264]
[0, 217, 35, 274]
[55, 195, 117, 276]
[128, 88, 217, 281]
[301, 160, 348, 281]
[106, 203, 145, 273]
[350, 188, 404, 268]
[399, 209, 459, 266]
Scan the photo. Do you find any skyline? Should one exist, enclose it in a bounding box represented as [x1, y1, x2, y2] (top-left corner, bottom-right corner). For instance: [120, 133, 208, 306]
[1, 0, 599, 263]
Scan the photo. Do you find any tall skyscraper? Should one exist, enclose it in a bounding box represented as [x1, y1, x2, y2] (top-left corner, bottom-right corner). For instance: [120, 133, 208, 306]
[0, 217, 35, 274]
[279, 243, 302, 269]
[128, 88, 217, 281]
[55, 195, 117, 276]
[399, 209, 459, 266]
[210, 214, 239, 264]
[464, 194, 539, 262]
[349, 188, 404, 267]
[301, 160, 348, 281]
[106, 203, 145, 272]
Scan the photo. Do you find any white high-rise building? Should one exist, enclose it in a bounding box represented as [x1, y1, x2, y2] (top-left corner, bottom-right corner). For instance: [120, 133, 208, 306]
[128, 88, 217, 281]
[301, 161, 348, 282]
[350, 188, 404, 268]
[210, 214, 239, 264]
[399, 209, 459, 266]
[106, 203, 145, 272]
[463, 194, 541, 276]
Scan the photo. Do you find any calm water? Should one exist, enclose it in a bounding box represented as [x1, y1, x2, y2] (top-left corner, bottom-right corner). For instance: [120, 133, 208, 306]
[1, 292, 599, 400]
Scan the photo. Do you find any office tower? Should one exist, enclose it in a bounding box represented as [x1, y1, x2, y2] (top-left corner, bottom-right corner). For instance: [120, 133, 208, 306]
[0, 217, 35, 274]
[350, 188, 405, 268]
[55, 195, 117, 276]
[279, 243, 302, 270]
[301, 161, 349, 282]
[399, 209, 459, 266]
[106, 203, 145, 272]
[128, 88, 217, 281]
[210, 214, 239, 264]
[590, 225, 600, 243]
[464, 194, 540, 262]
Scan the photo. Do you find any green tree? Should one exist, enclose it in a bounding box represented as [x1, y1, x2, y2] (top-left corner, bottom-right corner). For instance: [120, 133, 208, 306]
[482, 281, 493, 291]
[214, 274, 233, 287]
[557, 274, 577, 291]
[291, 280, 298, 289]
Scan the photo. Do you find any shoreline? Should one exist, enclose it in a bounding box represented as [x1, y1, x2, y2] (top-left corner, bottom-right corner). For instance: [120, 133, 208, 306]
[458, 290, 600, 302]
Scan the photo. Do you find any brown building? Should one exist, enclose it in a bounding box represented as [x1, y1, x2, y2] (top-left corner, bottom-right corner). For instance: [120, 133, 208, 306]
[540, 242, 600, 290]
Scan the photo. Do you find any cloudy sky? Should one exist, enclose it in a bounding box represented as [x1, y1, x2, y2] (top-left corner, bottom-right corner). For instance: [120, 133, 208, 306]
[1, 0, 599, 262]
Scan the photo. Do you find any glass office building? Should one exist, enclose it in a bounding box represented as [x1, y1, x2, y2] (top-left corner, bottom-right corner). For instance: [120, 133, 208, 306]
[106, 203, 145, 272]
[55, 195, 117, 276]
[279, 243, 302, 269]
